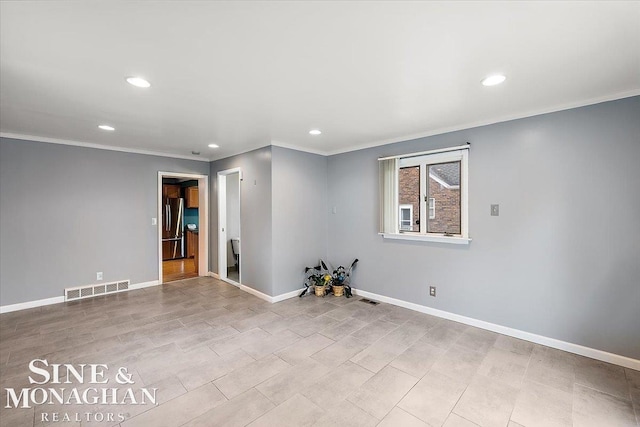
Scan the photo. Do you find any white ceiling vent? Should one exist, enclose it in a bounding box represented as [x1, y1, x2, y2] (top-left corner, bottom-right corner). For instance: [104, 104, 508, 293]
[65, 280, 130, 301]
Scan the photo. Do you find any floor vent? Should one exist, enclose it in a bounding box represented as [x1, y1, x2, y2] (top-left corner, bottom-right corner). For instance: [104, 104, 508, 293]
[65, 280, 130, 301]
[359, 298, 380, 306]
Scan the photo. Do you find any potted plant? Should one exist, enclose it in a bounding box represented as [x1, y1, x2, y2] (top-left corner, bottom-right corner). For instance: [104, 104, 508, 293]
[331, 266, 347, 296]
[309, 273, 332, 297]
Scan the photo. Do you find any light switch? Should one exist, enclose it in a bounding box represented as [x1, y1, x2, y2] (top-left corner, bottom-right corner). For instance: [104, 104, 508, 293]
[491, 204, 500, 216]
[151, 218, 157, 225]
[332, 206, 337, 214]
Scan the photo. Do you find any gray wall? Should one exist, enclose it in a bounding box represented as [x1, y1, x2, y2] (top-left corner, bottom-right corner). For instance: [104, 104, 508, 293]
[271, 146, 328, 296]
[327, 96, 640, 359]
[0, 137, 209, 305]
[210, 147, 273, 296]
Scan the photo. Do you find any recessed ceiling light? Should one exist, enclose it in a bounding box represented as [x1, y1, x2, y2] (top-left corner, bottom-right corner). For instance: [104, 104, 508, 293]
[309, 129, 322, 135]
[481, 74, 506, 86]
[208, 144, 219, 148]
[126, 76, 151, 88]
[98, 125, 115, 131]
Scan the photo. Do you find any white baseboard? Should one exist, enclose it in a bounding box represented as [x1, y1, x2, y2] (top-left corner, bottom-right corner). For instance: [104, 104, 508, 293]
[226, 281, 304, 304]
[272, 288, 305, 302]
[0, 296, 65, 314]
[129, 280, 160, 291]
[237, 284, 273, 303]
[352, 289, 640, 371]
[208, 271, 219, 279]
[0, 279, 160, 314]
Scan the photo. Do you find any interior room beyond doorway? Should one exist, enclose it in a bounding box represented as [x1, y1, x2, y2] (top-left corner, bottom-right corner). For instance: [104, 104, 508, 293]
[159, 173, 208, 283]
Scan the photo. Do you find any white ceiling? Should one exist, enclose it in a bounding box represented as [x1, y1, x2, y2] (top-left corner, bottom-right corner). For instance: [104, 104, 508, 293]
[1, 1, 639, 161]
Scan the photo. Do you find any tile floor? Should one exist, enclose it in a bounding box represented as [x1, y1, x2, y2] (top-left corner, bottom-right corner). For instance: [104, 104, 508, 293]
[0, 277, 638, 427]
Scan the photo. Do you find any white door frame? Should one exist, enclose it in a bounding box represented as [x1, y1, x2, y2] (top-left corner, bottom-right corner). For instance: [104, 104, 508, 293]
[158, 171, 209, 284]
[217, 168, 242, 284]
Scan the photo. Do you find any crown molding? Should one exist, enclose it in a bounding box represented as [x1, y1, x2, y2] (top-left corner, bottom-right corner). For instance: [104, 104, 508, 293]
[324, 89, 640, 156]
[0, 132, 211, 162]
[3, 90, 638, 161]
[270, 140, 327, 156]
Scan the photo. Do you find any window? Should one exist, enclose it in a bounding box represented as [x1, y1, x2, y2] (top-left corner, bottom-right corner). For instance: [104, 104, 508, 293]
[428, 198, 436, 219]
[379, 145, 470, 244]
[399, 204, 413, 231]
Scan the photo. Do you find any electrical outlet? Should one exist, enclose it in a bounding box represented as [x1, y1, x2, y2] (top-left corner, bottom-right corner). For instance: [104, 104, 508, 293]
[96, 272, 103, 281]
[429, 286, 436, 297]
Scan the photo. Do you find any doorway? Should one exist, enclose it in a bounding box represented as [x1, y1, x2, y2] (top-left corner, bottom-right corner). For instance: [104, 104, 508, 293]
[158, 172, 209, 284]
[217, 168, 241, 284]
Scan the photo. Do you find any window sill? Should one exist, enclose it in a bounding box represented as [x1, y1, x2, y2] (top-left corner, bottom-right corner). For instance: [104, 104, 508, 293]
[380, 233, 472, 245]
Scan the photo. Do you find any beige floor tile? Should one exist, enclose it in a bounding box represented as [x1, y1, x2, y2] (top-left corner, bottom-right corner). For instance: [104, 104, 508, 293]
[248, 394, 324, 427]
[349, 319, 399, 345]
[3, 278, 638, 427]
[302, 361, 374, 405]
[183, 388, 275, 427]
[230, 311, 283, 332]
[174, 325, 239, 351]
[175, 348, 255, 391]
[261, 313, 313, 334]
[456, 327, 499, 355]
[493, 335, 534, 356]
[350, 335, 409, 373]
[120, 382, 227, 427]
[377, 407, 428, 427]
[421, 321, 467, 350]
[384, 319, 430, 347]
[0, 407, 35, 427]
[524, 358, 575, 394]
[289, 314, 341, 337]
[574, 356, 631, 400]
[511, 380, 573, 427]
[573, 384, 637, 427]
[398, 369, 467, 426]
[453, 375, 519, 427]
[275, 333, 335, 365]
[134, 344, 216, 385]
[530, 345, 577, 375]
[625, 368, 640, 390]
[209, 327, 271, 356]
[477, 347, 530, 387]
[320, 318, 369, 341]
[431, 344, 485, 384]
[390, 339, 446, 378]
[380, 306, 420, 325]
[241, 329, 301, 359]
[443, 413, 480, 427]
[311, 336, 369, 367]
[256, 358, 331, 405]
[324, 304, 366, 321]
[312, 399, 379, 427]
[305, 302, 340, 318]
[213, 353, 290, 399]
[347, 365, 418, 420]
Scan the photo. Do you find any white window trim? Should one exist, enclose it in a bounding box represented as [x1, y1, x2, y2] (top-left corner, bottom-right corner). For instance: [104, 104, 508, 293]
[380, 232, 472, 245]
[382, 147, 470, 245]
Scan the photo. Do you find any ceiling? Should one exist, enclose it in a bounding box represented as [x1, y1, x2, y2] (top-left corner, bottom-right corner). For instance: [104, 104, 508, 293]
[1, 2, 639, 161]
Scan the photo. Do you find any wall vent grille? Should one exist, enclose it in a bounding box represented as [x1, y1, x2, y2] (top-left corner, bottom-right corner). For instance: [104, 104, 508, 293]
[65, 280, 131, 301]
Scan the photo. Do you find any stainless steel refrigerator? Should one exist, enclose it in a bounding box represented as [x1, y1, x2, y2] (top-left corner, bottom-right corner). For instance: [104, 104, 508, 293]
[162, 198, 184, 260]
